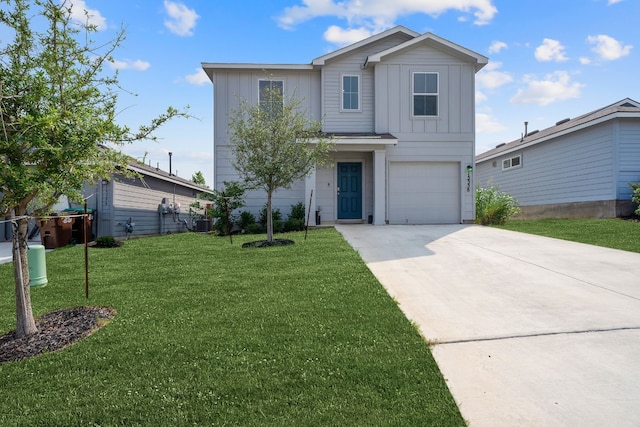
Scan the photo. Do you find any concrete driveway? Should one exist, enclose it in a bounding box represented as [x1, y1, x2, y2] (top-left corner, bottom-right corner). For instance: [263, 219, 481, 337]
[336, 224, 640, 427]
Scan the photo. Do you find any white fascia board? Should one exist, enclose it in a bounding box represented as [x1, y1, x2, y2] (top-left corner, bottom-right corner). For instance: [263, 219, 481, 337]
[201, 62, 314, 71]
[312, 26, 419, 66]
[477, 111, 640, 163]
[365, 32, 488, 71]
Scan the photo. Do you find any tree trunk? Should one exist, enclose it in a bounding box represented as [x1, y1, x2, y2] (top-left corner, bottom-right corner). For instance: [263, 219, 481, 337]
[12, 210, 37, 337]
[266, 191, 273, 243]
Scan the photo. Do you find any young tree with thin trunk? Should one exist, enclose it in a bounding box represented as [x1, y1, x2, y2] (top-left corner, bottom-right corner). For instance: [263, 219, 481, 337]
[228, 86, 333, 243]
[0, 0, 188, 337]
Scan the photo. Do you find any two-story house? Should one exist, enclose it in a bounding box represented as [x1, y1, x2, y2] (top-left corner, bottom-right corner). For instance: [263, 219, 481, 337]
[202, 26, 487, 225]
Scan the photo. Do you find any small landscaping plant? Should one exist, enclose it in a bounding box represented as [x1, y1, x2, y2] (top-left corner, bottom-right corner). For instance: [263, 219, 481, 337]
[94, 235, 121, 248]
[475, 186, 520, 225]
[630, 182, 640, 216]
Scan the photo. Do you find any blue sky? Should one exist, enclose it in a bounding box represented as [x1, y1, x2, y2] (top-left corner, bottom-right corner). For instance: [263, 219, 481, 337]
[64, 0, 638, 187]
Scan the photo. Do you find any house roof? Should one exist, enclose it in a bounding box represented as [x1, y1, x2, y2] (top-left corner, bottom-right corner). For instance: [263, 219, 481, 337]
[363, 32, 488, 72]
[127, 162, 214, 194]
[202, 25, 486, 79]
[311, 26, 419, 66]
[476, 98, 640, 163]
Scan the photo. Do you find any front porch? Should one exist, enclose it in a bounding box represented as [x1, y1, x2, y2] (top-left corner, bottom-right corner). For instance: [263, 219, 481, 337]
[306, 135, 396, 226]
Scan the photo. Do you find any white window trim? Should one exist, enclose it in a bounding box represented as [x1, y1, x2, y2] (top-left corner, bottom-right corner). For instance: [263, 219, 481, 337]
[412, 71, 439, 118]
[502, 154, 522, 171]
[258, 78, 285, 107]
[340, 74, 361, 112]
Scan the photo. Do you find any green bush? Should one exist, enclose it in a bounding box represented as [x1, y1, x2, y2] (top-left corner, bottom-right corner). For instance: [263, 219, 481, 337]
[289, 202, 305, 221]
[630, 183, 640, 215]
[259, 205, 282, 225]
[238, 210, 256, 230]
[475, 186, 520, 225]
[273, 219, 285, 234]
[95, 235, 120, 248]
[245, 223, 266, 234]
[284, 218, 305, 232]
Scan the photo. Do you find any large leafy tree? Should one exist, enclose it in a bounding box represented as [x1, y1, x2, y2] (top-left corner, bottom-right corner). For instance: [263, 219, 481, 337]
[228, 86, 333, 243]
[0, 0, 187, 337]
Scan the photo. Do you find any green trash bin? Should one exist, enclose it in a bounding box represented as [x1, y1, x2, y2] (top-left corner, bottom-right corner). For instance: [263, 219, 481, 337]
[27, 244, 48, 288]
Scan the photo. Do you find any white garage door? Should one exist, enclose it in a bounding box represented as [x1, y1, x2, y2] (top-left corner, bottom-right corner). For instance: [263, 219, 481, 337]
[389, 162, 460, 224]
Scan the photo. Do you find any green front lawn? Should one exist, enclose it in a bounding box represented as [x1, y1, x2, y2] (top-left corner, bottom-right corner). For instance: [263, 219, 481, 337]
[0, 229, 463, 426]
[497, 218, 640, 253]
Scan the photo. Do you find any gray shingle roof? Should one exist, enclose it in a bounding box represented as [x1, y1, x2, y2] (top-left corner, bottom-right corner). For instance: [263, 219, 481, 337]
[477, 98, 640, 162]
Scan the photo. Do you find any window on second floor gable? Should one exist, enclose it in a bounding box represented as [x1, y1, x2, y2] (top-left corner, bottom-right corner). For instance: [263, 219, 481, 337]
[413, 72, 438, 117]
[259, 80, 284, 115]
[342, 75, 360, 111]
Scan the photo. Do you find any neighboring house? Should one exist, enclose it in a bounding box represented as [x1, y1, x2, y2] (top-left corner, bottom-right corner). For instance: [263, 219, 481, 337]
[0, 161, 213, 243]
[476, 98, 640, 219]
[202, 26, 487, 225]
[80, 161, 213, 240]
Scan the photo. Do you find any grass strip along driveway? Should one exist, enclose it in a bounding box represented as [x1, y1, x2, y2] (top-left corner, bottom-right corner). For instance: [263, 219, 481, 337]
[0, 229, 463, 426]
[498, 218, 640, 253]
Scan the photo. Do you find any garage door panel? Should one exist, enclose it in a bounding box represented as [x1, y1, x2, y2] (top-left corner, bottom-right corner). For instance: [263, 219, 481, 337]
[389, 162, 460, 224]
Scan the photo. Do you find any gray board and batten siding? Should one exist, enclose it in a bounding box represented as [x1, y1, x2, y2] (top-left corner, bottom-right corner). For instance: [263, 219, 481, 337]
[475, 100, 640, 218]
[204, 27, 488, 225]
[84, 164, 213, 240]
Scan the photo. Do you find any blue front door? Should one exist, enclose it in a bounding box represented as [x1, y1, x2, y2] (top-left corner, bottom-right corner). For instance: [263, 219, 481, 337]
[337, 162, 362, 220]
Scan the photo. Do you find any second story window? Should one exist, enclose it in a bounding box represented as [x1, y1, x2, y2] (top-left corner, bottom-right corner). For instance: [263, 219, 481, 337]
[259, 80, 284, 115]
[413, 72, 438, 117]
[342, 75, 360, 111]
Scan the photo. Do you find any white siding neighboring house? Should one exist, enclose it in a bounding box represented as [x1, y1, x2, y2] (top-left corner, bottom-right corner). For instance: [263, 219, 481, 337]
[202, 26, 487, 225]
[476, 98, 640, 219]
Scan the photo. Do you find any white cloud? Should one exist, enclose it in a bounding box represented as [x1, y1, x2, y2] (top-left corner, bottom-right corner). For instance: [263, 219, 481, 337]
[476, 90, 487, 103]
[163, 0, 199, 36]
[510, 71, 584, 106]
[62, 0, 107, 30]
[587, 34, 632, 60]
[476, 62, 513, 90]
[579, 57, 591, 65]
[608, 0, 623, 4]
[476, 112, 506, 134]
[278, 0, 499, 31]
[323, 25, 374, 46]
[185, 68, 210, 85]
[535, 38, 568, 62]
[109, 59, 150, 71]
[488, 40, 507, 54]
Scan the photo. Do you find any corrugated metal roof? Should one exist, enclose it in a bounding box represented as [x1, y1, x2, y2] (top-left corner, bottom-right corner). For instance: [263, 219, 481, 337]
[477, 98, 640, 162]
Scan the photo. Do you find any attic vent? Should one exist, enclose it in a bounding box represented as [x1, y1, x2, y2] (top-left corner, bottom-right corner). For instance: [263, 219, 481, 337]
[495, 143, 506, 148]
[526, 130, 539, 137]
[621, 102, 635, 107]
[555, 118, 570, 126]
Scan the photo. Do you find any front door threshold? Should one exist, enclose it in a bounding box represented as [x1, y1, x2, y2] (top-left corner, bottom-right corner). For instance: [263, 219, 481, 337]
[335, 219, 366, 224]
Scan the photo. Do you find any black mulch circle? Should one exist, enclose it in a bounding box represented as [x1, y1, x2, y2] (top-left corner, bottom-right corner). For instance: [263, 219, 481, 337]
[242, 239, 295, 248]
[0, 306, 116, 363]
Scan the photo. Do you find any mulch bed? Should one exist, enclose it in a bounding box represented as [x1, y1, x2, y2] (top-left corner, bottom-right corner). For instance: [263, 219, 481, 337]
[0, 306, 115, 363]
[242, 239, 295, 248]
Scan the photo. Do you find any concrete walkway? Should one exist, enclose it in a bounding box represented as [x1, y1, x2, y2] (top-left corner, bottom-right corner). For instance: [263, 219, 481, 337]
[336, 224, 640, 427]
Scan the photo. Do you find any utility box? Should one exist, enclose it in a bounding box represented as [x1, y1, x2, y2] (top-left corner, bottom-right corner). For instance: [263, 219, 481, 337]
[27, 244, 48, 288]
[196, 219, 212, 232]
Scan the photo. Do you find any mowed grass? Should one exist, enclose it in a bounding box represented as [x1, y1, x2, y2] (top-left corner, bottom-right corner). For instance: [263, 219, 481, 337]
[0, 229, 463, 426]
[497, 218, 640, 253]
